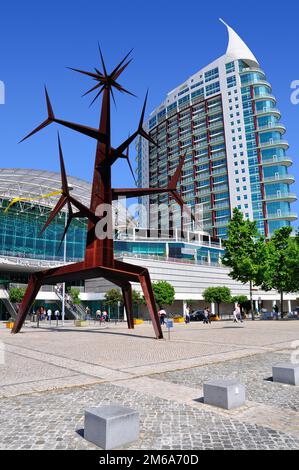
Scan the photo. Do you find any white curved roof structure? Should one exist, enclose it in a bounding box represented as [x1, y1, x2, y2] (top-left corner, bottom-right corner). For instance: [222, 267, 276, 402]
[220, 18, 259, 67]
[0, 168, 136, 225]
[0, 168, 91, 209]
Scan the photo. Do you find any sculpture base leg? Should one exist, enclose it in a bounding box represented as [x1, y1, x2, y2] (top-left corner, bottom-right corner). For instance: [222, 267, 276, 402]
[12, 273, 44, 334]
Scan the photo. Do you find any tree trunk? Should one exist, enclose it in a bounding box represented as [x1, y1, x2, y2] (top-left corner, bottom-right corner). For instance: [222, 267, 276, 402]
[217, 303, 220, 318]
[250, 280, 254, 320]
[280, 290, 284, 320]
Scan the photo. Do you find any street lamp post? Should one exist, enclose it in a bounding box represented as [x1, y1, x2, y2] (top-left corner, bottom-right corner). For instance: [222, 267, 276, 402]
[61, 209, 67, 326]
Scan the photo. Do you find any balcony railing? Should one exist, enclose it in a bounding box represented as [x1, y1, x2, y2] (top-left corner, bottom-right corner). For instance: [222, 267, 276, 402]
[259, 140, 289, 149]
[265, 212, 297, 221]
[263, 174, 295, 184]
[257, 123, 286, 133]
[255, 108, 281, 117]
[264, 192, 297, 202]
[261, 156, 292, 167]
[241, 79, 271, 88]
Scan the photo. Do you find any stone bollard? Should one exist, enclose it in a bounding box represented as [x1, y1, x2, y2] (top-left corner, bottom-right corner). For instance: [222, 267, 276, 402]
[84, 405, 139, 449]
[203, 379, 245, 409]
[272, 363, 299, 386]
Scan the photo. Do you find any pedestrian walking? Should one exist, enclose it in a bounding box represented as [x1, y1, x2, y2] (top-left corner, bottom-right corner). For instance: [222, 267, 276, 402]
[96, 309, 102, 321]
[206, 307, 211, 324]
[47, 308, 52, 323]
[203, 307, 209, 325]
[184, 305, 190, 324]
[233, 304, 242, 323]
[158, 307, 167, 325]
[85, 306, 91, 320]
[102, 310, 108, 322]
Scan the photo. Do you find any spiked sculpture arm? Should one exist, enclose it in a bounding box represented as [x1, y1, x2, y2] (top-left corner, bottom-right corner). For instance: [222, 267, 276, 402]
[112, 153, 186, 199]
[108, 91, 158, 167]
[20, 87, 107, 144]
[39, 135, 99, 241]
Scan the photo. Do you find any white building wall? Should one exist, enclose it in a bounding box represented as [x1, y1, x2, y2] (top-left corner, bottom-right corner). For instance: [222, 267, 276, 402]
[84, 256, 298, 303]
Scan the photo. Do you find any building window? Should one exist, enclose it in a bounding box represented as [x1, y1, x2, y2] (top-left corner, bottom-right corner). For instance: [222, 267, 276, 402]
[226, 61, 235, 74]
[206, 81, 220, 96]
[205, 67, 219, 82]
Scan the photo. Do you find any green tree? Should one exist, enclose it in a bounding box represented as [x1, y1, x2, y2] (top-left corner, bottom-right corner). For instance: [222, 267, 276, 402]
[152, 281, 175, 308]
[222, 208, 267, 320]
[9, 287, 26, 304]
[132, 289, 146, 306]
[68, 287, 81, 305]
[104, 288, 123, 307]
[261, 226, 299, 317]
[202, 286, 231, 317]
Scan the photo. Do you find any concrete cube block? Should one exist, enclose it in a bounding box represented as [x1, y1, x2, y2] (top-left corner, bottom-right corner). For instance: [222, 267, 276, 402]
[203, 379, 245, 409]
[272, 363, 299, 386]
[84, 405, 139, 449]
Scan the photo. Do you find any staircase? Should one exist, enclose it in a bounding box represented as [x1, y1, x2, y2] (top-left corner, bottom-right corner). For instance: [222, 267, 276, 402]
[0, 287, 18, 320]
[54, 287, 85, 320]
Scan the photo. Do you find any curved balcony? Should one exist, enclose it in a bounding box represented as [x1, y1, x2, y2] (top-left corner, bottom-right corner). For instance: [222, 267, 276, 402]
[241, 79, 271, 89]
[255, 108, 281, 118]
[257, 123, 286, 134]
[264, 192, 297, 203]
[254, 94, 276, 103]
[239, 67, 266, 77]
[263, 174, 295, 184]
[265, 212, 297, 221]
[260, 156, 292, 167]
[259, 140, 289, 150]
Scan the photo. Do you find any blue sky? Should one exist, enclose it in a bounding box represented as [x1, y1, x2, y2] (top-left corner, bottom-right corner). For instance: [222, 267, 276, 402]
[0, 0, 298, 218]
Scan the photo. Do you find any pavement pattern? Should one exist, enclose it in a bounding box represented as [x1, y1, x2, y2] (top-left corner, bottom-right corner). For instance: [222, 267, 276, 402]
[0, 320, 298, 450]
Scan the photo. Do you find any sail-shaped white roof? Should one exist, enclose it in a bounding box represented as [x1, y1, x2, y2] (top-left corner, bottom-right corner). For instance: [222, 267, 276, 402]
[220, 18, 259, 67]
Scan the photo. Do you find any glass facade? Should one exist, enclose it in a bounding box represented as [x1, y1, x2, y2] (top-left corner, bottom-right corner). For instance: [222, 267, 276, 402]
[0, 199, 223, 266]
[146, 90, 230, 239]
[239, 60, 296, 236]
[0, 200, 87, 261]
[114, 240, 223, 265]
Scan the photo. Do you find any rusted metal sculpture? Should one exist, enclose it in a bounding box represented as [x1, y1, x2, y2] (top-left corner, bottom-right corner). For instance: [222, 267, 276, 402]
[12, 49, 188, 338]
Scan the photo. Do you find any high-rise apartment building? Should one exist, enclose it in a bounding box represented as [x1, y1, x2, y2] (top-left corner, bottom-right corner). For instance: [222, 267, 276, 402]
[136, 20, 297, 238]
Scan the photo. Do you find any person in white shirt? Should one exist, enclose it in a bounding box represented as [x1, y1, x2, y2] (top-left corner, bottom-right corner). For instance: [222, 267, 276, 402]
[184, 305, 190, 324]
[233, 304, 241, 323]
[47, 308, 52, 322]
[158, 308, 167, 325]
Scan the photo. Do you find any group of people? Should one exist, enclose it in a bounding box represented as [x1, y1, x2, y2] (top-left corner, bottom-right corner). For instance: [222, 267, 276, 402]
[95, 308, 109, 323]
[158, 303, 244, 326]
[33, 306, 60, 322]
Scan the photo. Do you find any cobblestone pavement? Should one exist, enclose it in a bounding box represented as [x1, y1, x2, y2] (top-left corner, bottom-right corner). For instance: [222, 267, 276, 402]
[0, 382, 298, 450]
[0, 320, 298, 450]
[151, 351, 299, 412]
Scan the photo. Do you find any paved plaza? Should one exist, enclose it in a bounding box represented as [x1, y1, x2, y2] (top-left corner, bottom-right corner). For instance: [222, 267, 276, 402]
[0, 320, 298, 450]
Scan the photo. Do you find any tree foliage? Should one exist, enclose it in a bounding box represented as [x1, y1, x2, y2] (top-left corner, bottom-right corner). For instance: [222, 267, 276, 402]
[69, 287, 81, 305]
[9, 287, 26, 304]
[152, 281, 175, 308]
[222, 208, 267, 318]
[132, 289, 146, 306]
[261, 226, 299, 314]
[104, 288, 123, 306]
[202, 286, 231, 316]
